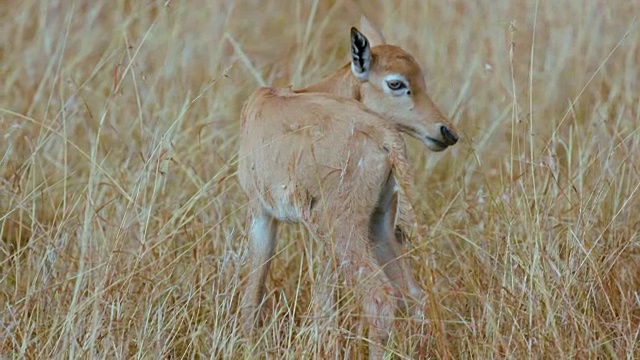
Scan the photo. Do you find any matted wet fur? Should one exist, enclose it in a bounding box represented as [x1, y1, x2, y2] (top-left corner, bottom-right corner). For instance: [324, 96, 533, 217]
[237, 17, 459, 359]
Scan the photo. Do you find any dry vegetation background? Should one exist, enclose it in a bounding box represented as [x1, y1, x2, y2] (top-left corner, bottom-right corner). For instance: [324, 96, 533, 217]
[1, 0, 639, 358]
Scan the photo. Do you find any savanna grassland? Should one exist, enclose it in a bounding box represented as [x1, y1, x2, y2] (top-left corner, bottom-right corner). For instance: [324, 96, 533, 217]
[1, 0, 639, 358]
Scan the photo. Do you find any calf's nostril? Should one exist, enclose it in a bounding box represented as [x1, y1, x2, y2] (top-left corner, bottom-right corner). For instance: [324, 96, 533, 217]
[440, 125, 459, 145]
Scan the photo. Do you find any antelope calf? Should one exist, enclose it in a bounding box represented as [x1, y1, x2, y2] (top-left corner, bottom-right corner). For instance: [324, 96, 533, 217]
[237, 18, 458, 358]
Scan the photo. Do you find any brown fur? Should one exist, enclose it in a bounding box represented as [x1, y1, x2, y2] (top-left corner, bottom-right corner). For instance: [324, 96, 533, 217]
[236, 17, 459, 359]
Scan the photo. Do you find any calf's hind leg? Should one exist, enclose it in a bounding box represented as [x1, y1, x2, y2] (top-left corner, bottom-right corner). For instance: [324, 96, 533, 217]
[240, 205, 279, 336]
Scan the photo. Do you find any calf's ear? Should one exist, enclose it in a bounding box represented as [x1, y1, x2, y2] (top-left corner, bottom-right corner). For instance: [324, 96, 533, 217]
[350, 27, 371, 81]
[359, 15, 386, 46]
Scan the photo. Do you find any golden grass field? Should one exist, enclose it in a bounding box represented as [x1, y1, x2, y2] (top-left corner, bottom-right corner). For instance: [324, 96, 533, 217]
[2, 0, 639, 358]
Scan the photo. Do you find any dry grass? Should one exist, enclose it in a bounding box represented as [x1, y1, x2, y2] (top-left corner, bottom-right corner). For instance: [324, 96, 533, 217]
[1, 0, 639, 358]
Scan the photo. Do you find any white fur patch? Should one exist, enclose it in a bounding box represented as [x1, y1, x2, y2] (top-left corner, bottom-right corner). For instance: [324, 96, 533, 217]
[250, 216, 273, 251]
[351, 62, 369, 81]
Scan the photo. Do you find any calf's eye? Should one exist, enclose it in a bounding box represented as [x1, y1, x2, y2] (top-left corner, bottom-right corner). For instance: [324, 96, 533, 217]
[386, 80, 406, 90]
